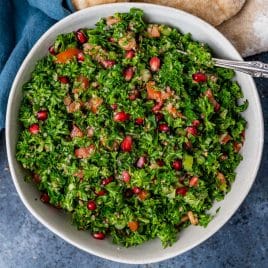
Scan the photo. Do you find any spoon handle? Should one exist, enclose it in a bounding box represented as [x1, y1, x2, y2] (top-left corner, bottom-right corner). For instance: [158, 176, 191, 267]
[214, 58, 268, 78]
[176, 50, 268, 78]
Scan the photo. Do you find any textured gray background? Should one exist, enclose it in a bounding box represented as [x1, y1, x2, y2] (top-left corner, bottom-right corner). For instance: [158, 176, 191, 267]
[0, 53, 267, 268]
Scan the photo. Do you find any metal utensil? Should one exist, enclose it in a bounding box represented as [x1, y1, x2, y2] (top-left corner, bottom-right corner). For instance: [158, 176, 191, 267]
[177, 50, 268, 78]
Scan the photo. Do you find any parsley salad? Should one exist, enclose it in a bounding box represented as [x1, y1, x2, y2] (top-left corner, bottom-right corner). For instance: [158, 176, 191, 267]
[16, 8, 247, 247]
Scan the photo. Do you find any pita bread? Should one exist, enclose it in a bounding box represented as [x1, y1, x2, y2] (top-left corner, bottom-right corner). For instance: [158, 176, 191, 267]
[136, 0, 246, 26]
[217, 0, 268, 57]
[72, 0, 128, 10]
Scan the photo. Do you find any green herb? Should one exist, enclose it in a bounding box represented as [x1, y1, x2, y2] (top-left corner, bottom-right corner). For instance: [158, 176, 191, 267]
[16, 8, 247, 248]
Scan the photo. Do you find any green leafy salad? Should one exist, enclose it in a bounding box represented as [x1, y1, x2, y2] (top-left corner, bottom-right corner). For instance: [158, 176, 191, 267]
[16, 8, 248, 247]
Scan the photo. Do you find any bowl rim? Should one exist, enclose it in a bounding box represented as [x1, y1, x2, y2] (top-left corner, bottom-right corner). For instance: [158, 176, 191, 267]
[5, 2, 264, 264]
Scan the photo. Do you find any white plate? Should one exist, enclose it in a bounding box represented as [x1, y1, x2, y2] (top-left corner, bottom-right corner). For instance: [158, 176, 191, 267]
[5, 3, 264, 264]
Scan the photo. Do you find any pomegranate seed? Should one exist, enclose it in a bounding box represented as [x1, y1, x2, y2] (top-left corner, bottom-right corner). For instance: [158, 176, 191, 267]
[186, 126, 198, 136]
[149, 56, 161, 72]
[122, 171, 131, 183]
[113, 111, 130, 122]
[58, 76, 69, 84]
[155, 113, 164, 122]
[189, 176, 199, 187]
[135, 117, 144, 125]
[101, 60, 115, 69]
[214, 103, 221, 112]
[152, 101, 163, 113]
[29, 124, 39, 134]
[108, 37, 115, 43]
[75, 30, 87, 44]
[192, 72, 207, 83]
[184, 141, 193, 150]
[132, 187, 141, 194]
[158, 123, 169, 132]
[123, 67, 134, 81]
[95, 189, 106, 196]
[136, 156, 146, 168]
[121, 136, 133, 152]
[192, 120, 200, 127]
[110, 103, 118, 110]
[77, 52, 85, 62]
[172, 160, 182, 171]
[92, 232, 105, 240]
[40, 193, 50, 203]
[102, 176, 113, 185]
[156, 159, 164, 167]
[37, 110, 48, 121]
[176, 187, 188, 196]
[48, 45, 56, 55]
[125, 50, 135, 59]
[87, 200, 97, 210]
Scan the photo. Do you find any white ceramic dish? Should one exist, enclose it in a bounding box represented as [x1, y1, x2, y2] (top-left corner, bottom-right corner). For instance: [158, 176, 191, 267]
[6, 3, 264, 264]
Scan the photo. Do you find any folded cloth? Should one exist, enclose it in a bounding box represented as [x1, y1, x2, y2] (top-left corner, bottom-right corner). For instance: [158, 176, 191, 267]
[0, 0, 71, 130]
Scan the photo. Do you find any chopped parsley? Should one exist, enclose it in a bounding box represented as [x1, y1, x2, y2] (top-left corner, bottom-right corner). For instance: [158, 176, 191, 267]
[16, 8, 247, 248]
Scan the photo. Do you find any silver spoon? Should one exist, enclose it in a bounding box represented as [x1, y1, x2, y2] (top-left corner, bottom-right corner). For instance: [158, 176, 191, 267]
[177, 50, 268, 78]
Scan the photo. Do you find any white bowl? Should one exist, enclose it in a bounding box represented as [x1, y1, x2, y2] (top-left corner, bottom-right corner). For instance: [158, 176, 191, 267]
[6, 3, 264, 264]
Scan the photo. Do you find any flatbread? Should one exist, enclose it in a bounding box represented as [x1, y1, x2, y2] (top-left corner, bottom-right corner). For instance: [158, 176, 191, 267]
[72, 0, 129, 10]
[136, 0, 246, 26]
[217, 0, 268, 57]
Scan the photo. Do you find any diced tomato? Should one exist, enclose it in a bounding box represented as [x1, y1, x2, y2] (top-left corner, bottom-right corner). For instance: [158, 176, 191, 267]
[146, 81, 162, 102]
[219, 133, 232, 145]
[74, 145, 95, 158]
[146, 81, 172, 102]
[147, 25, 160, 38]
[138, 190, 148, 201]
[233, 141, 242, 153]
[76, 75, 89, 89]
[70, 125, 83, 138]
[55, 48, 81, 64]
[216, 172, 226, 184]
[88, 97, 103, 114]
[128, 221, 139, 232]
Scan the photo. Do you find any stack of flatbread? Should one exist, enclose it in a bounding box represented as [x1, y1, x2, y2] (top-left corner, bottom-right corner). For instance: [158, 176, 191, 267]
[71, 0, 268, 57]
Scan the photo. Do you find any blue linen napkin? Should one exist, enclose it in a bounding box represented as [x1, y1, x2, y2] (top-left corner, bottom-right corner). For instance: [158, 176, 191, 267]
[0, 0, 75, 130]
